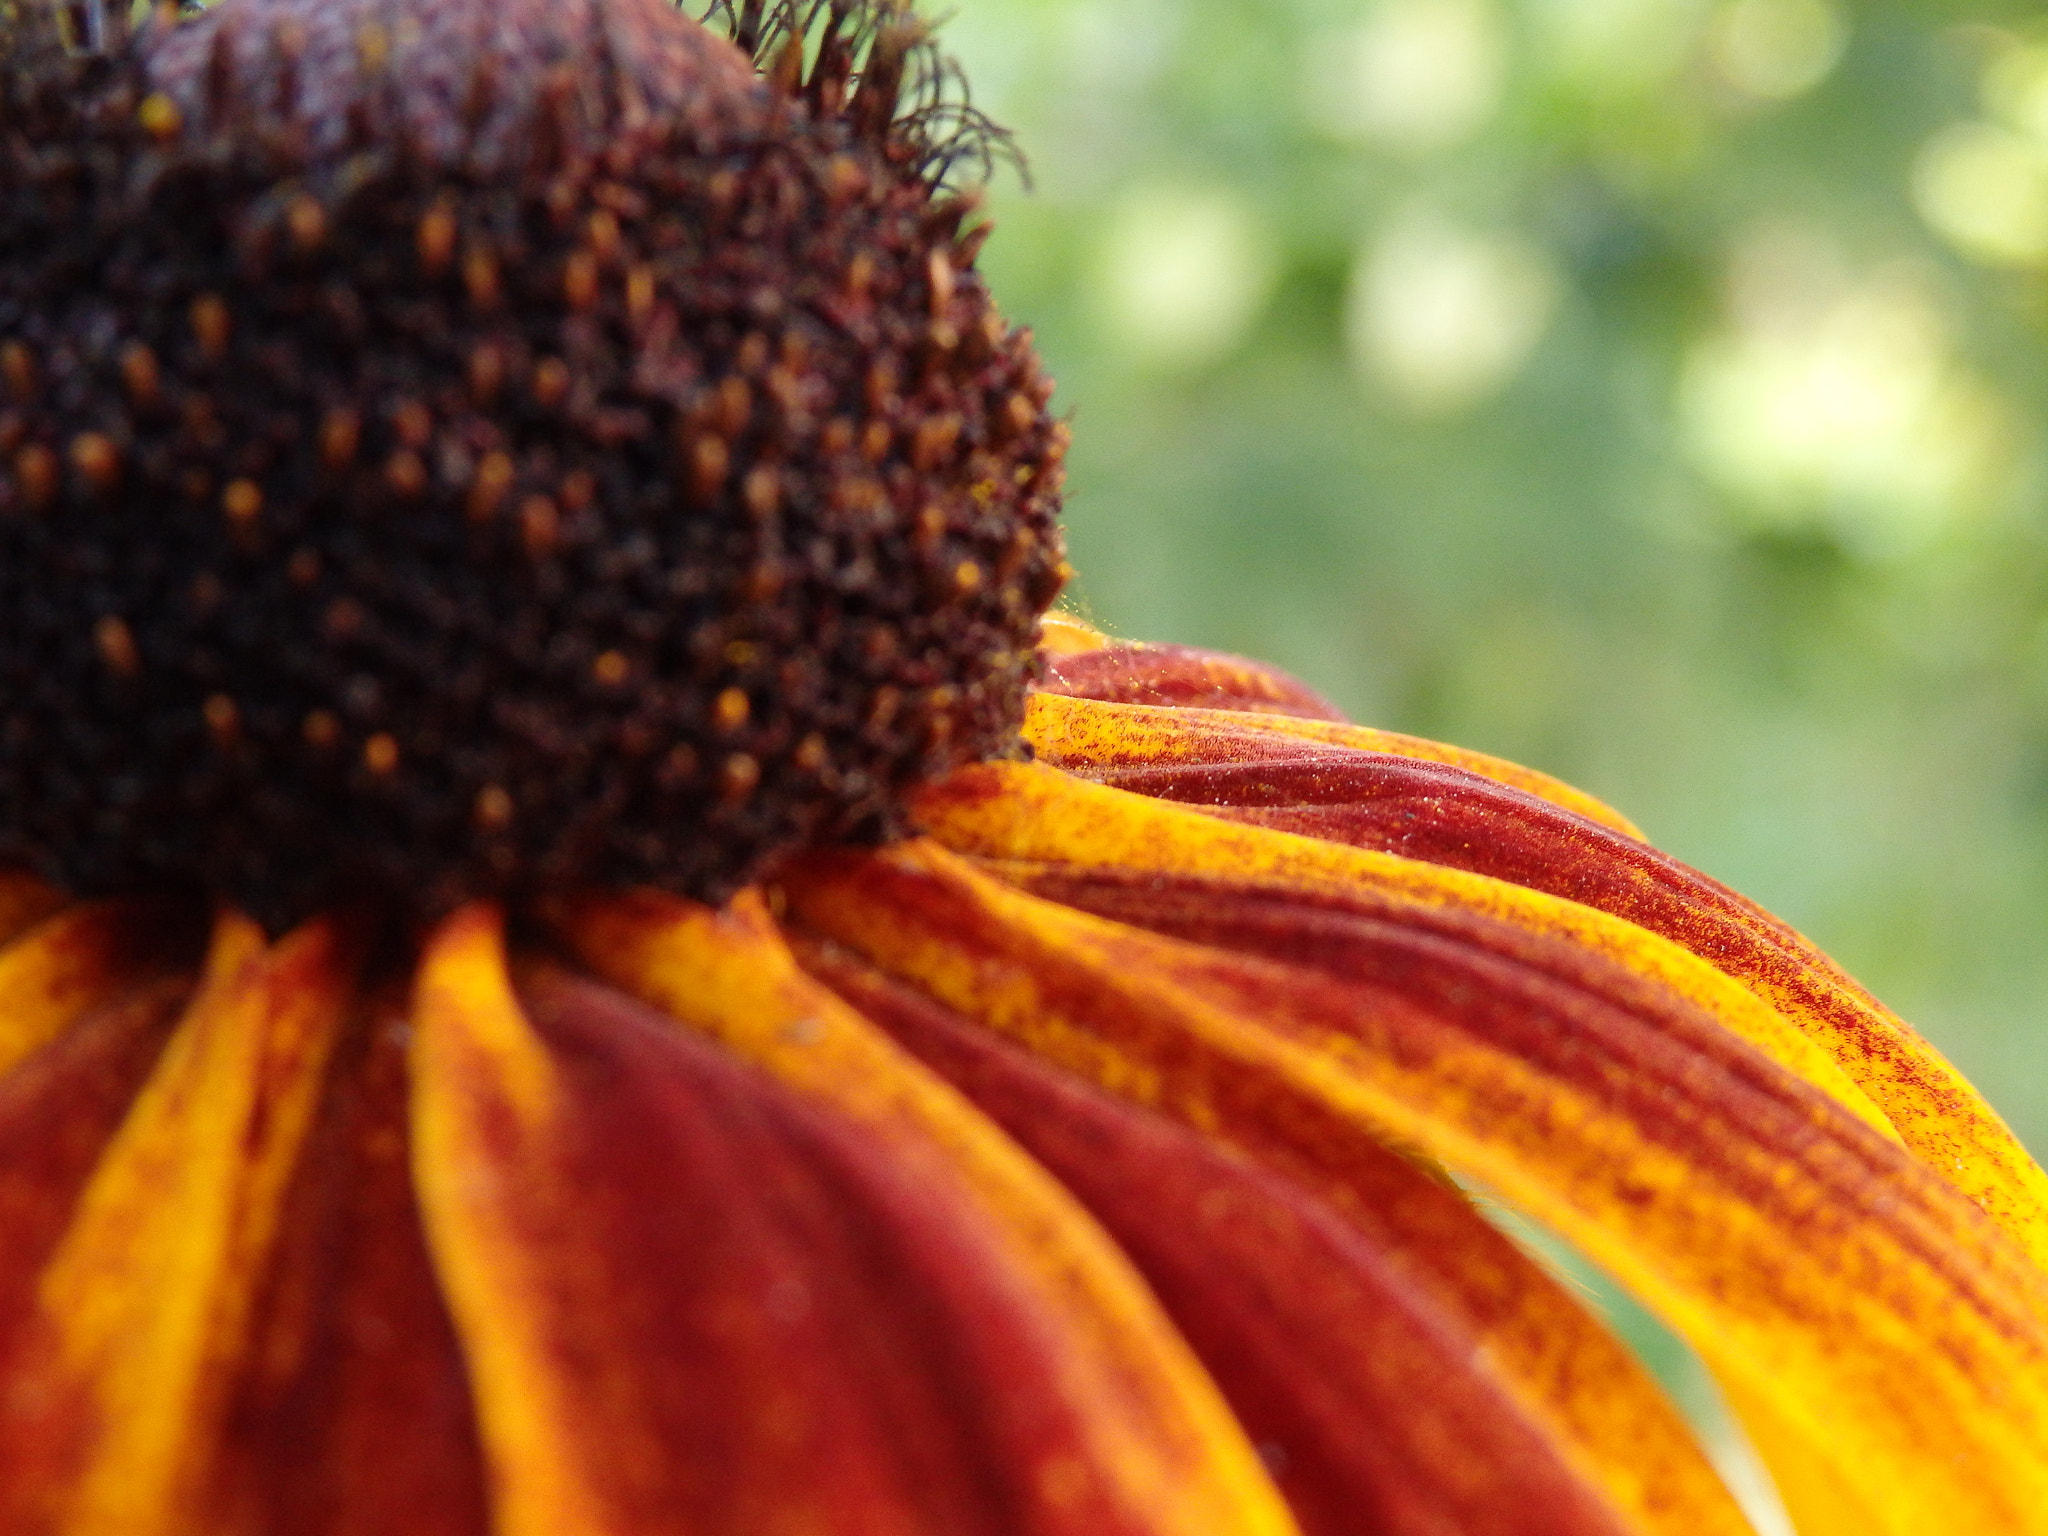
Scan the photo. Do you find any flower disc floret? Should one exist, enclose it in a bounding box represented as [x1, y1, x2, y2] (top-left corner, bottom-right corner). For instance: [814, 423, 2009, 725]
[0, 0, 1068, 927]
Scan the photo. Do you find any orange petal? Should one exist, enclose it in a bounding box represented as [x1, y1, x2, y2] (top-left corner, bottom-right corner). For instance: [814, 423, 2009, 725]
[0, 900, 205, 1080]
[201, 984, 490, 1536]
[1038, 611, 1111, 655]
[0, 910, 356, 1535]
[796, 938, 1747, 1536]
[1024, 690, 1645, 837]
[418, 899, 1296, 1536]
[786, 835, 2048, 1536]
[0, 976, 193, 1401]
[1019, 705, 2048, 1271]
[1039, 642, 1345, 720]
[921, 761, 1894, 1143]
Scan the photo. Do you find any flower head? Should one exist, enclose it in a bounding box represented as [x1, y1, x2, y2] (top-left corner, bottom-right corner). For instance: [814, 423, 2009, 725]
[0, 5, 2046, 1536]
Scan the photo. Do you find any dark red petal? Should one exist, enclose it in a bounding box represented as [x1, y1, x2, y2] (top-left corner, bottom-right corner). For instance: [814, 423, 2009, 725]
[1024, 699, 2048, 1265]
[201, 988, 489, 1536]
[414, 900, 1292, 1536]
[798, 939, 1682, 1536]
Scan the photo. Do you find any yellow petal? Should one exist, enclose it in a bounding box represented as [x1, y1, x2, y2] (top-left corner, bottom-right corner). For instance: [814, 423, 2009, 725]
[553, 890, 1302, 1536]
[790, 831, 2048, 1536]
[919, 761, 1893, 1142]
[1023, 691, 1646, 837]
[9, 910, 354, 1535]
[0, 901, 200, 1080]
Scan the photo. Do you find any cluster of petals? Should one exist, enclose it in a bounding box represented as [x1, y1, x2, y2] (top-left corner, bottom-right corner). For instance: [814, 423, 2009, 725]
[0, 617, 2044, 1536]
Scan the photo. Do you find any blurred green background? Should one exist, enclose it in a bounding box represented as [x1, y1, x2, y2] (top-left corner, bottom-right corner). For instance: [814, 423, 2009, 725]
[944, 0, 2048, 1158]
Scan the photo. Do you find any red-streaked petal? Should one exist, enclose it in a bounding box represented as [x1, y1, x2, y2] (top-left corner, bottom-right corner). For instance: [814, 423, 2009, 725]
[0, 911, 356, 1533]
[417, 900, 1296, 1536]
[1021, 698, 2048, 1270]
[0, 901, 205, 1081]
[202, 986, 490, 1536]
[796, 938, 1747, 1536]
[786, 833, 2048, 1536]
[0, 977, 192, 1384]
[0, 875, 65, 950]
[922, 761, 1893, 1140]
[1039, 642, 1346, 721]
[1025, 691, 1646, 837]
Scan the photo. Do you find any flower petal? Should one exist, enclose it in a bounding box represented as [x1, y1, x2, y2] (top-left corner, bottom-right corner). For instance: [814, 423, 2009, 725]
[923, 762, 1892, 1140]
[1024, 691, 1645, 837]
[1024, 697, 2048, 1270]
[796, 938, 1749, 1536]
[0, 910, 356, 1534]
[787, 829, 2048, 1536]
[417, 899, 1296, 1536]
[1039, 642, 1346, 720]
[204, 985, 491, 1536]
[0, 900, 204, 1081]
[0, 874, 65, 950]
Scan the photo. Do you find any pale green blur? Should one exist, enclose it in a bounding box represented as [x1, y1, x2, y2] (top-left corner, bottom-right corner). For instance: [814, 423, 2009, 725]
[948, 0, 2048, 1159]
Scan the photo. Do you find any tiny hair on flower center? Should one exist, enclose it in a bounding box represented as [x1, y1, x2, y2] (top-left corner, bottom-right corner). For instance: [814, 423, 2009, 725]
[0, 0, 1069, 928]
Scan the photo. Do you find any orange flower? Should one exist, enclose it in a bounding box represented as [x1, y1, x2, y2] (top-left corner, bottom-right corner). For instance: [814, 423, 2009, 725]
[2, 3, 2046, 1535]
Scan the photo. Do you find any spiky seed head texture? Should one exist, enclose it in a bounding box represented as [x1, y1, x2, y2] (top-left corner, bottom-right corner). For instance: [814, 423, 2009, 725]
[0, 0, 1068, 927]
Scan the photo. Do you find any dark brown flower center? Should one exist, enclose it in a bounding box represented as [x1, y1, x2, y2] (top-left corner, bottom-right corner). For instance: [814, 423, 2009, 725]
[0, 0, 1067, 929]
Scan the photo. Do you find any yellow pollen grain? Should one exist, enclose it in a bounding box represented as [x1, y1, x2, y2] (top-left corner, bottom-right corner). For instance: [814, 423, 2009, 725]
[713, 687, 751, 733]
[221, 478, 263, 528]
[14, 444, 57, 509]
[794, 733, 828, 773]
[563, 251, 600, 310]
[826, 155, 866, 202]
[953, 560, 983, 593]
[720, 752, 761, 802]
[0, 340, 32, 401]
[626, 266, 655, 324]
[715, 376, 751, 435]
[384, 450, 427, 499]
[584, 209, 621, 261]
[301, 709, 341, 750]
[474, 784, 515, 831]
[468, 341, 506, 403]
[286, 195, 327, 252]
[363, 733, 400, 776]
[391, 400, 432, 449]
[202, 694, 239, 744]
[417, 203, 458, 275]
[69, 433, 120, 492]
[136, 92, 182, 140]
[120, 343, 160, 407]
[845, 251, 875, 298]
[532, 357, 570, 410]
[319, 407, 360, 469]
[469, 451, 515, 522]
[189, 294, 231, 360]
[519, 495, 560, 558]
[560, 469, 596, 513]
[743, 466, 779, 519]
[93, 616, 139, 678]
[591, 650, 631, 689]
[355, 20, 390, 71]
[689, 435, 729, 502]
[464, 248, 501, 309]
